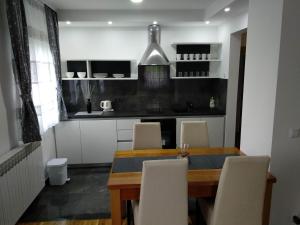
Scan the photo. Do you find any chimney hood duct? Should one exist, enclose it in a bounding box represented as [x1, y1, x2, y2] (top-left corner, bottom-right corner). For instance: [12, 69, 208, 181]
[139, 24, 169, 66]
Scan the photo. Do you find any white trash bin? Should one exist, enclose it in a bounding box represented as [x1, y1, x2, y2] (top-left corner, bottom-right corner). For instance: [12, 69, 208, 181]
[47, 158, 68, 185]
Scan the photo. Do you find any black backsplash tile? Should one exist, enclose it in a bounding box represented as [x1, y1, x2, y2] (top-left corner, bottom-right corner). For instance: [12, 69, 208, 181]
[62, 67, 227, 115]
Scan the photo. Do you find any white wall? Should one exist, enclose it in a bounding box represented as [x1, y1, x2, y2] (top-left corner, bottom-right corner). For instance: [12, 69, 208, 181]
[0, 0, 18, 156]
[241, 0, 300, 224]
[269, 0, 300, 224]
[59, 26, 219, 61]
[41, 128, 57, 174]
[218, 13, 248, 78]
[241, 0, 284, 156]
[218, 12, 248, 147]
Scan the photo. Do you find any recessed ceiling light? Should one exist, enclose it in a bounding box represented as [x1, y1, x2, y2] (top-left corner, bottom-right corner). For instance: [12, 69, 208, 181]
[108, 21, 113, 25]
[131, 0, 143, 3]
[153, 21, 158, 25]
[205, 21, 210, 25]
[66, 21, 71, 25]
[224, 7, 231, 12]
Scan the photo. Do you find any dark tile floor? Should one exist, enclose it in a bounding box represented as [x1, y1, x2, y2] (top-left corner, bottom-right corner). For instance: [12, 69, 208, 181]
[19, 167, 111, 222]
[19, 166, 206, 224]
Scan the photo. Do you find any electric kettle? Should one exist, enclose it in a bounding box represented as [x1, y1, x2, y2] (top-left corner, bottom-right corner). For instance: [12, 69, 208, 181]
[100, 100, 113, 111]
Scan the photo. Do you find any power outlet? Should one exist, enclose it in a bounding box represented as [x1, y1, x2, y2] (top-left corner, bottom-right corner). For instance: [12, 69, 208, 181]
[289, 128, 300, 139]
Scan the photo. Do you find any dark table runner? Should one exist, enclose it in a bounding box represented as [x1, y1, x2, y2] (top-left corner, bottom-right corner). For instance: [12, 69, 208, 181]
[112, 154, 239, 173]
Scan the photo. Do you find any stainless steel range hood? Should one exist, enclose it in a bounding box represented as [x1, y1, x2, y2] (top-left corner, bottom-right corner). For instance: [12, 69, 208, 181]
[139, 24, 169, 66]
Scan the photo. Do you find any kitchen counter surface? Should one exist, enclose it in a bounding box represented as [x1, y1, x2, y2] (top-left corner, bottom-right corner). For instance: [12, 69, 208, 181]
[67, 109, 226, 120]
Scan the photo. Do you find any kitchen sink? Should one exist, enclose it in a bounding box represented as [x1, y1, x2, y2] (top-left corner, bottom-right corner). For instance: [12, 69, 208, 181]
[74, 111, 104, 116]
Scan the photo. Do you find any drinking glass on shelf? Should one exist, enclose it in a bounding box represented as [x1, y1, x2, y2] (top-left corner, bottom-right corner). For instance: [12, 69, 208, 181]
[176, 54, 181, 61]
[189, 53, 194, 61]
[195, 71, 200, 77]
[201, 71, 205, 77]
[183, 54, 189, 60]
[195, 53, 200, 60]
[178, 72, 183, 77]
[184, 72, 188, 77]
[189, 71, 194, 77]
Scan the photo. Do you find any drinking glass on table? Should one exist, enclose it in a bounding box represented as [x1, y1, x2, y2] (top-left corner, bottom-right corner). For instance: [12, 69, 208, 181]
[181, 143, 189, 157]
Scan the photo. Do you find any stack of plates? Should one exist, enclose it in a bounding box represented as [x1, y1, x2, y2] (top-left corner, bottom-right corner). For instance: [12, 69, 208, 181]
[93, 73, 108, 78]
[113, 73, 125, 78]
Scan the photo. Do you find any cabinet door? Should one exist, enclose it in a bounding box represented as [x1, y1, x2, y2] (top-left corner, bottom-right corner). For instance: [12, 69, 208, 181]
[116, 119, 140, 130]
[55, 121, 82, 164]
[176, 117, 225, 147]
[117, 141, 133, 151]
[80, 120, 117, 164]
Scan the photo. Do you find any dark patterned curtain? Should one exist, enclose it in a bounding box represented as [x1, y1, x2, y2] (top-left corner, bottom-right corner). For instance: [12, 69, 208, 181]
[6, 0, 41, 143]
[44, 5, 68, 120]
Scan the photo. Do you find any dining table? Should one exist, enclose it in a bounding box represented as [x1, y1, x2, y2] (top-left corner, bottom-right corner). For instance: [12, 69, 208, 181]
[107, 147, 276, 225]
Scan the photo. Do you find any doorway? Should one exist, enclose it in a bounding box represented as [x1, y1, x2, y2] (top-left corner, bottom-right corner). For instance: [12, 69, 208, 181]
[235, 32, 247, 147]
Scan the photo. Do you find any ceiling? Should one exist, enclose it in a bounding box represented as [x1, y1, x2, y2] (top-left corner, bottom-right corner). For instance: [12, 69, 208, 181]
[42, 0, 249, 27]
[43, 0, 215, 10]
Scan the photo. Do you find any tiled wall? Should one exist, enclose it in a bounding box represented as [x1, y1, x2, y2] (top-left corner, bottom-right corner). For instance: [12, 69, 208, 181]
[62, 67, 227, 114]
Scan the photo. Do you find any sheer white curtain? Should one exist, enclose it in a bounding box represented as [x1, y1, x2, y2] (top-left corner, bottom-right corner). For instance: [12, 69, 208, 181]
[24, 0, 59, 133]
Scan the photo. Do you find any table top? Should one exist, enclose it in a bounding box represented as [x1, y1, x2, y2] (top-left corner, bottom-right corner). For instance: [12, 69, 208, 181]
[107, 147, 276, 190]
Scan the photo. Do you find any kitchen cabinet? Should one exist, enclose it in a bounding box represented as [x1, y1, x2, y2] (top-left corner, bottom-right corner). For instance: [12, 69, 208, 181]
[61, 60, 138, 80]
[170, 43, 224, 79]
[116, 119, 140, 150]
[176, 117, 225, 147]
[116, 119, 139, 130]
[55, 117, 224, 164]
[117, 142, 133, 151]
[55, 121, 82, 164]
[80, 120, 117, 163]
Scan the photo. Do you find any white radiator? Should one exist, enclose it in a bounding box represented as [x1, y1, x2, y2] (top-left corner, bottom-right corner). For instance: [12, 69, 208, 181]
[0, 142, 45, 225]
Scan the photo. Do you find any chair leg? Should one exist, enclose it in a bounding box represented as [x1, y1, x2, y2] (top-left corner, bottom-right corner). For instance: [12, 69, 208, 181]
[127, 200, 132, 225]
[196, 198, 201, 225]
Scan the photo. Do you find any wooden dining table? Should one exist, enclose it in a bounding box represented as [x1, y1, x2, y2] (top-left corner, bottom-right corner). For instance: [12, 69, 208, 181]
[107, 147, 276, 225]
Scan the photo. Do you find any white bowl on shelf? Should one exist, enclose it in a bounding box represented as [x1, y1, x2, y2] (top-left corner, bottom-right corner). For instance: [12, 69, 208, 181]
[65, 72, 74, 78]
[93, 73, 108, 78]
[77, 72, 86, 78]
[112, 73, 125, 78]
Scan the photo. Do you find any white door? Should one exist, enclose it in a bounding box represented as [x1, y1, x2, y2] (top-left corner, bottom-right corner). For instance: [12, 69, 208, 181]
[55, 121, 82, 164]
[176, 117, 225, 147]
[80, 120, 117, 164]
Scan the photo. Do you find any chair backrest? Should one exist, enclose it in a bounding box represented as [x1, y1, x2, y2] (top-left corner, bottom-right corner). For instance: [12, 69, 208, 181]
[138, 159, 188, 225]
[132, 122, 162, 150]
[180, 121, 209, 147]
[210, 156, 270, 225]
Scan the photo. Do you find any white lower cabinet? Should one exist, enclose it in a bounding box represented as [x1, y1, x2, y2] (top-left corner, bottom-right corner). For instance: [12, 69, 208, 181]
[80, 120, 117, 164]
[176, 117, 225, 147]
[55, 117, 225, 164]
[117, 141, 133, 151]
[55, 121, 82, 164]
[55, 120, 117, 164]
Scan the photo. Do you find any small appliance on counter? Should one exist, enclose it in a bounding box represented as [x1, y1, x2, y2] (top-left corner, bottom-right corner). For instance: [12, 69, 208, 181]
[100, 100, 114, 111]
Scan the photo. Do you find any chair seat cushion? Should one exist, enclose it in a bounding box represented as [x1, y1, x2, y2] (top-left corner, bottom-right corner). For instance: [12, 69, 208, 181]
[198, 198, 215, 225]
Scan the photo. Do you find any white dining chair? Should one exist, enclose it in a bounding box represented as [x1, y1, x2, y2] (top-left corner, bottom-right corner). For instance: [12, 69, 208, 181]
[132, 122, 162, 150]
[180, 121, 209, 147]
[199, 156, 270, 225]
[132, 159, 188, 225]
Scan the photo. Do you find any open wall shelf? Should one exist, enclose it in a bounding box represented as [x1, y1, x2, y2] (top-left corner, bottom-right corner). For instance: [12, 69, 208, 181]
[61, 59, 138, 80]
[170, 43, 224, 79]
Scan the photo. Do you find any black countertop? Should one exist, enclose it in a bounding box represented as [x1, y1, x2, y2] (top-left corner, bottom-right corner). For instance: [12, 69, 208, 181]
[68, 109, 225, 119]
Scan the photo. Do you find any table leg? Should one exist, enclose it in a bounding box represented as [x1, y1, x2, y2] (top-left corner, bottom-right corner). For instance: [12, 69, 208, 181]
[111, 189, 122, 225]
[263, 182, 273, 225]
